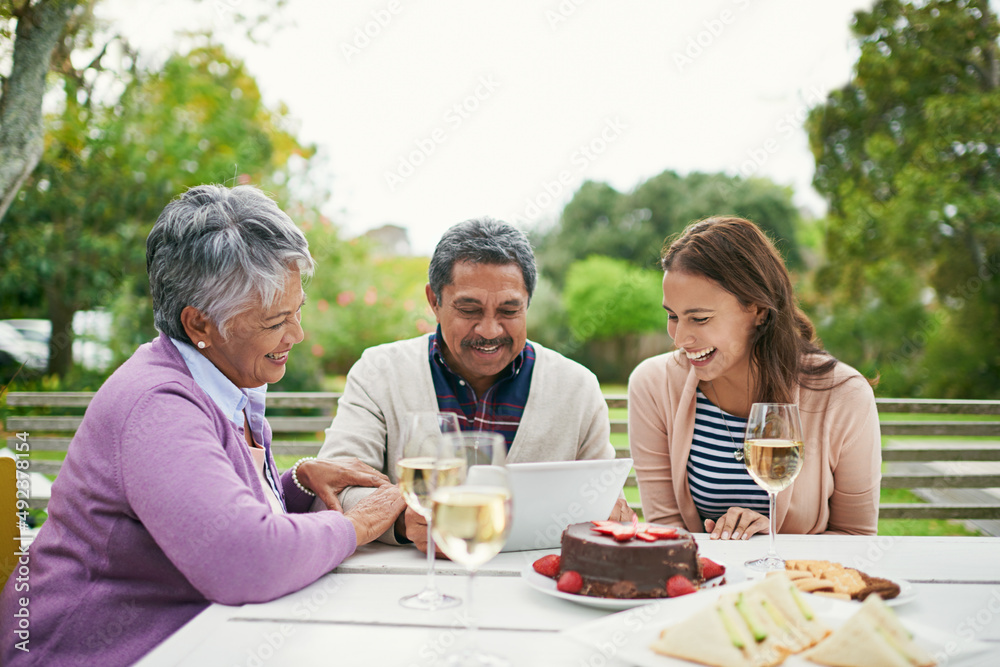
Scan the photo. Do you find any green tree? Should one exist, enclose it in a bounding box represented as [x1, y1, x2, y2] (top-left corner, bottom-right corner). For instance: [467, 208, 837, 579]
[532, 170, 803, 287]
[559, 256, 666, 382]
[0, 0, 83, 222]
[0, 40, 314, 377]
[806, 0, 1000, 397]
[0, 0, 285, 223]
[563, 256, 664, 343]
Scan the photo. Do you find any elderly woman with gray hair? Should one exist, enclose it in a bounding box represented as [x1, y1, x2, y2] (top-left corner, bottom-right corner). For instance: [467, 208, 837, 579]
[0, 185, 404, 666]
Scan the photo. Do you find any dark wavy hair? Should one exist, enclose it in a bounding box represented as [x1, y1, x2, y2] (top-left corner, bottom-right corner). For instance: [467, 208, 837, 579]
[428, 216, 537, 304]
[661, 216, 856, 403]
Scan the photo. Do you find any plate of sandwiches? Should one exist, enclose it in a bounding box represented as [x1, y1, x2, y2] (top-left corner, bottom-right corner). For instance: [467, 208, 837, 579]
[562, 571, 993, 667]
[782, 559, 915, 607]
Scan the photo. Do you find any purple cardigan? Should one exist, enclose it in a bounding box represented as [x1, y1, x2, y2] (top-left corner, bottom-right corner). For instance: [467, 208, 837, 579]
[0, 334, 356, 665]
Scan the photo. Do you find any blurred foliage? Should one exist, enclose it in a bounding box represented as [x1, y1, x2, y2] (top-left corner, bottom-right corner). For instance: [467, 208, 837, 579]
[0, 37, 313, 377]
[563, 256, 663, 342]
[530, 170, 803, 287]
[525, 275, 571, 354]
[807, 0, 1000, 398]
[287, 218, 433, 385]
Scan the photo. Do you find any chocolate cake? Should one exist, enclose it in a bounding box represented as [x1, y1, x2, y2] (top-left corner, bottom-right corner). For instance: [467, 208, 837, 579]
[559, 522, 703, 599]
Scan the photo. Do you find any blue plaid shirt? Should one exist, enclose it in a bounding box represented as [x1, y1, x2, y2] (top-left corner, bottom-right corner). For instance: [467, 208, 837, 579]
[428, 326, 535, 450]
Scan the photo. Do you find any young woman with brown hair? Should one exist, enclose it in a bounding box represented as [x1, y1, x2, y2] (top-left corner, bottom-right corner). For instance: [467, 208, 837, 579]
[628, 216, 881, 539]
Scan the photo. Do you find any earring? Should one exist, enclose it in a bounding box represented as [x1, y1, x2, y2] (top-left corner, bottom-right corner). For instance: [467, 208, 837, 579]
[197, 341, 206, 349]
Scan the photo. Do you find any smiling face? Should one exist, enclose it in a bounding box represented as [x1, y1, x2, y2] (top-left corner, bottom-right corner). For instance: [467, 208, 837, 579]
[199, 269, 306, 388]
[427, 260, 528, 396]
[662, 269, 764, 391]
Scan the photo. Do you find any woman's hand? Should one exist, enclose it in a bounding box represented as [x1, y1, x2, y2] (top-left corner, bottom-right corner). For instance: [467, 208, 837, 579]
[607, 497, 636, 523]
[345, 484, 406, 546]
[704, 507, 769, 540]
[296, 457, 390, 512]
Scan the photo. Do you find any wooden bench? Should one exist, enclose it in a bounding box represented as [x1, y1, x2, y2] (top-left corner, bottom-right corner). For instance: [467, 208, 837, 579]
[5, 392, 1000, 523]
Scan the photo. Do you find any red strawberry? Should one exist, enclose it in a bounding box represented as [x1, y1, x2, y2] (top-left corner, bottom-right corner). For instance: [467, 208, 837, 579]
[612, 526, 636, 542]
[700, 557, 725, 580]
[635, 531, 658, 542]
[532, 554, 561, 579]
[645, 525, 679, 539]
[666, 575, 696, 598]
[557, 570, 584, 594]
[591, 521, 637, 541]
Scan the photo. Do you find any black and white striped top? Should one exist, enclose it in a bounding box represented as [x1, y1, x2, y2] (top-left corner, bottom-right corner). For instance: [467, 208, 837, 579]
[687, 390, 770, 522]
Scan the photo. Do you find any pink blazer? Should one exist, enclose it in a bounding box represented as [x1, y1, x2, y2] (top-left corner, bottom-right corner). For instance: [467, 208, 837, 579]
[628, 351, 881, 535]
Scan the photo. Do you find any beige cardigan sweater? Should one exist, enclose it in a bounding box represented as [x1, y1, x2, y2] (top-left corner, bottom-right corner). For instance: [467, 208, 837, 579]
[316, 334, 615, 543]
[628, 350, 881, 535]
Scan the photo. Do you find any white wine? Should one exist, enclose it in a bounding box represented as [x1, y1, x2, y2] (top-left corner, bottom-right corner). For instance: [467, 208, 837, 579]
[398, 458, 462, 517]
[431, 486, 512, 569]
[398, 457, 435, 516]
[743, 439, 804, 493]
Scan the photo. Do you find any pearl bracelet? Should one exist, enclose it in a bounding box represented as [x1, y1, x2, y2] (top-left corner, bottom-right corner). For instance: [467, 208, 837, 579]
[291, 457, 317, 496]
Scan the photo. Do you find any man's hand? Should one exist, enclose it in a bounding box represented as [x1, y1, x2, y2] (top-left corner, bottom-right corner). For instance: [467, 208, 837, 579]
[296, 457, 390, 512]
[403, 507, 446, 556]
[607, 497, 636, 522]
[704, 507, 769, 540]
[345, 484, 406, 546]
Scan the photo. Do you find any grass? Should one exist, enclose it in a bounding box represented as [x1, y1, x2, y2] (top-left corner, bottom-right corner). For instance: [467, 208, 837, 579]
[876, 488, 983, 537]
[879, 412, 1000, 422]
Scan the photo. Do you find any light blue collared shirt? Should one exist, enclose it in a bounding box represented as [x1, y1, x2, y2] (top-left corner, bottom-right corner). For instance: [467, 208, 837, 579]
[169, 337, 284, 509]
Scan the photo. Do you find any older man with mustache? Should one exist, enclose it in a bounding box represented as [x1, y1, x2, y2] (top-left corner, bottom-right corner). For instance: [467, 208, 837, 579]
[294, 217, 631, 550]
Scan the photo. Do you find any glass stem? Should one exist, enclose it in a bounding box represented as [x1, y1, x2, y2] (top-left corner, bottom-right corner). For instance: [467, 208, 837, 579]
[424, 518, 437, 593]
[767, 491, 778, 558]
[466, 569, 478, 649]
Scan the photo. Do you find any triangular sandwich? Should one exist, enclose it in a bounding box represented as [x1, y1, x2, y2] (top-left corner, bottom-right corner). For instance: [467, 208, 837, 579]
[804, 595, 936, 667]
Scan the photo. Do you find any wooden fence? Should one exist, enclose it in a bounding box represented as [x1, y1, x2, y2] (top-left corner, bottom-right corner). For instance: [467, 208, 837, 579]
[5, 392, 1000, 521]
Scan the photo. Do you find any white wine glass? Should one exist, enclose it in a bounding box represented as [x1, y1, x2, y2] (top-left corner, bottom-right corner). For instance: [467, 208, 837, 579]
[742, 403, 805, 572]
[395, 411, 462, 610]
[432, 432, 512, 667]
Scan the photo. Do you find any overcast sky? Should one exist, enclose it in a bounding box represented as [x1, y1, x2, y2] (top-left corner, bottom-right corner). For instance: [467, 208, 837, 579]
[97, 0, 872, 254]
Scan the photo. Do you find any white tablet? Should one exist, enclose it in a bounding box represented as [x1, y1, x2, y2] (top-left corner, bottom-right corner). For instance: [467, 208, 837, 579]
[501, 458, 632, 552]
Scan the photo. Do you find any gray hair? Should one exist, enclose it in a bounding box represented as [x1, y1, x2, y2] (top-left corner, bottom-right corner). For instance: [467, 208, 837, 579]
[147, 184, 314, 343]
[428, 217, 537, 303]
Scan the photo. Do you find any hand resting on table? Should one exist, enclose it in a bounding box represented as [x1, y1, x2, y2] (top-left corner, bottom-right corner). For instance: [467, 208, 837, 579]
[704, 506, 769, 540]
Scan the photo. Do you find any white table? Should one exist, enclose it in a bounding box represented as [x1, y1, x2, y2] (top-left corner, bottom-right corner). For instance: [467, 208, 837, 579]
[137, 535, 1000, 666]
